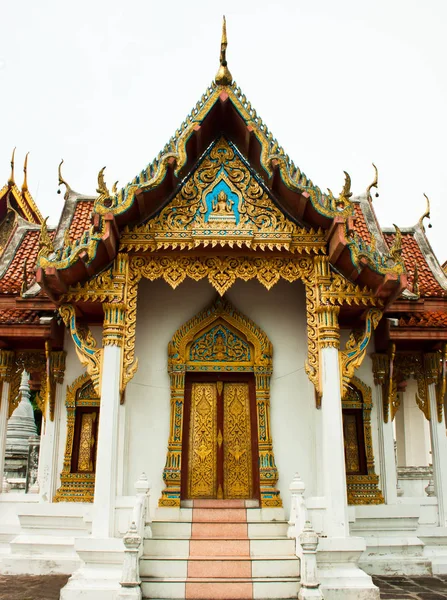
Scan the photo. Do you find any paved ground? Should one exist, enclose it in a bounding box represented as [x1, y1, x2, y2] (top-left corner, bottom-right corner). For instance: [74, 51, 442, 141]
[0, 575, 69, 600]
[373, 576, 447, 599]
[1, 574, 447, 599]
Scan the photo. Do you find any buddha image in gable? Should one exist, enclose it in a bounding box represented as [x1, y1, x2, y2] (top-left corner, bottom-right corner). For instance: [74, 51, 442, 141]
[212, 190, 234, 215]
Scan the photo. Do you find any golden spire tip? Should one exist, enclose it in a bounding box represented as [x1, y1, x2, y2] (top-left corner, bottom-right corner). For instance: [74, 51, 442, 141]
[22, 152, 29, 192]
[418, 193, 431, 230]
[58, 159, 71, 196]
[215, 15, 233, 86]
[8, 147, 16, 186]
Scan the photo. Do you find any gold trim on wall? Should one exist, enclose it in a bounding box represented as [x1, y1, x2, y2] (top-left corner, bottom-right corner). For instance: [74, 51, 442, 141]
[343, 376, 384, 505]
[54, 373, 99, 503]
[159, 297, 281, 508]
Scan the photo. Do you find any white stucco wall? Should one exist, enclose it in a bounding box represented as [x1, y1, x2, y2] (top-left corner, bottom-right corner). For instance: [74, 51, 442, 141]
[396, 379, 431, 467]
[123, 277, 315, 514]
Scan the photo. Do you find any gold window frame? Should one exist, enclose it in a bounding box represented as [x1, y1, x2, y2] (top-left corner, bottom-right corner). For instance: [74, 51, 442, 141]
[54, 372, 99, 503]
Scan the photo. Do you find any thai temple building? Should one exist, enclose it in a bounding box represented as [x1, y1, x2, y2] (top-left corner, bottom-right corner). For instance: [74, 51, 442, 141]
[0, 19, 446, 600]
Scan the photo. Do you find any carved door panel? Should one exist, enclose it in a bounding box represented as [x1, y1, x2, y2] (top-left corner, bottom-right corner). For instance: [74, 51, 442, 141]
[223, 383, 252, 498]
[187, 383, 218, 498]
[342, 409, 367, 476]
[185, 380, 253, 499]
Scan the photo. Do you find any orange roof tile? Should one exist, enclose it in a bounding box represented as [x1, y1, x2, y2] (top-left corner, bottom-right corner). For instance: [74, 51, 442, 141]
[352, 203, 372, 244]
[398, 312, 447, 328]
[0, 309, 41, 324]
[0, 229, 54, 295]
[68, 201, 93, 243]
[384, 232, 446, 297]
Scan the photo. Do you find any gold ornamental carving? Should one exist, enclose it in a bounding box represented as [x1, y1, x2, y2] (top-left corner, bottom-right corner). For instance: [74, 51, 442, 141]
[373, 351, 436, 422]
[317, 305, 340, 349]
[6, 350, 63, 421]
[343, 376, 384, 505]
[372, 350, 397, 423]
[424, 347, 446, 423]
[160, 297, 281, 508]
[103, 303, 126, 347]
[54, 372, 99, 503]
[224, 383, 252, 499]
[59, 304, 103, 397]
[188, 383, 218, 498]
[0, 350, 14, 384]
[120, 137, 326, 255]
[340, 308, 383, 399]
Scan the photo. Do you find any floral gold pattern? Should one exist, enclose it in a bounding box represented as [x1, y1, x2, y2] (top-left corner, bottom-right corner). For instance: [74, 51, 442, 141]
[188, 383, 217, 498]
[159, 297, 281, 508]
[343, 377, 384, 505]
[54, 373, 99, 503]
[224, 383, 252, 499]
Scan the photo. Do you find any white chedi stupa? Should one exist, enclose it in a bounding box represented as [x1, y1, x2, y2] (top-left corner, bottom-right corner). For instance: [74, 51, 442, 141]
[4, 371, 38, 489]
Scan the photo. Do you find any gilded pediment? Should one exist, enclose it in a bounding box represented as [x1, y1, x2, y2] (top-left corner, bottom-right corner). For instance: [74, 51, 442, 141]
[120, 137, 325, 253]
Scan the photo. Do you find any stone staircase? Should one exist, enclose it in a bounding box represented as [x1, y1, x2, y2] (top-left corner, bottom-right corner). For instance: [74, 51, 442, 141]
[141, 499, 300, 599]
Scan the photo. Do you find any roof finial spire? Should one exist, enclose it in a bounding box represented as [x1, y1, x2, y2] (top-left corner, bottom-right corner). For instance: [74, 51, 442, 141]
[418, 193, 431, 230]
[8, 147, 16, 186]
[22, 152, 29, 192]
[215, 16, 233, 86]
[58, 159, 71, 199]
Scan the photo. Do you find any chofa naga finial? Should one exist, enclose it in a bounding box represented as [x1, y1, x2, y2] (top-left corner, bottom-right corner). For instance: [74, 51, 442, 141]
[215, 16, 233, 86]
[22, 152, 29, 192]
[58, 159, 72, 198]
[418, 193, 431, 230]
[8, 147, 16, 186]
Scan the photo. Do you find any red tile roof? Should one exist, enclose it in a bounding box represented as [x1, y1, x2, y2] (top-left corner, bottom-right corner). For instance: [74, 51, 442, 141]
[352, 202, 372, 245]
[0, 309, 41, 324]
[384, 232, 446, 297]
[68, 200, 93, 243]
[398, 312, 447, 328]
[0, 229, 54, 295]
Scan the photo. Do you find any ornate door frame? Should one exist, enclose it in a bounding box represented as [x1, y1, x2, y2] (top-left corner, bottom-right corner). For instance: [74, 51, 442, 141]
[181, 372, 259, 502]
[159, 297, 282, 508]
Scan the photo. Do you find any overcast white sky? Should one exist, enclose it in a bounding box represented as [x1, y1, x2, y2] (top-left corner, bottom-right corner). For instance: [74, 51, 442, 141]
[1, 0, 446, 261]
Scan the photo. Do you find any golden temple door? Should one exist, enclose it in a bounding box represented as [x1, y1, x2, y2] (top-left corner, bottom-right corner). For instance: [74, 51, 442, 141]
[182, 375, 259, 500]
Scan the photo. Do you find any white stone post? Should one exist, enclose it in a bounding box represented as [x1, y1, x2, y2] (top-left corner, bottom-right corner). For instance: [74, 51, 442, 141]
[424, 353, 447, 527]
[134, 472, 152, 541]
[427, 385, 447, 526]
[318, 305, 349, 538]
[0, 351, 13, 493]
[37, 353, 65, 502]
[92, 303, 126, 538]
[298, 521, 324, 600]
[117, 521, 142, 600]
[288, 473, 306, 542]
[372, 354, 398, 504]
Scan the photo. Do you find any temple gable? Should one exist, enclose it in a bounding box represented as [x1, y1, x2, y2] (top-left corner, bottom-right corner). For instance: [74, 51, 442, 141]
[121, 137, 310, 253]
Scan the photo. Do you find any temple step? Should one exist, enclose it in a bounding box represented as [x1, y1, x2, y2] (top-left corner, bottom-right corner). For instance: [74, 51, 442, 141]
[141, 501, 300, 599]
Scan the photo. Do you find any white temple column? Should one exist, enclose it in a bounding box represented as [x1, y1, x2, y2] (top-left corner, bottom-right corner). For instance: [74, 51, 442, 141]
[37, 353, 66, 502]
[92, 303, 126, 538]
[318, 306, 349, 538]
[372, 354, 398, 504]
[425, 353, 447, 526]
[0, 351, 14, 492]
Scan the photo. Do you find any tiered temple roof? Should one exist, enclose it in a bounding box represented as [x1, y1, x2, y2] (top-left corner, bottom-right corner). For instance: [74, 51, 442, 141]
[0, 25, 444, 353]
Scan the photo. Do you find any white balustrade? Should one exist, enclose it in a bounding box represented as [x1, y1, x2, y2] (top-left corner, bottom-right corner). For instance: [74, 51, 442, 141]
[117, 472, 151, 599]
[288, 473, 307, 553]
[298, 521, 324, 600]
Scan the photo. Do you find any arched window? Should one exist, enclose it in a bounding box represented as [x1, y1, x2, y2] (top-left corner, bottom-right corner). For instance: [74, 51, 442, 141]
[55, 374, 99, 502]
[342, 377, 384, 505]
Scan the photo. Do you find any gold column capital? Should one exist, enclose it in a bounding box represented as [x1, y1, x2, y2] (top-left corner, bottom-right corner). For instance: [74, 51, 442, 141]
[317, 305, 340, 349]
[103, 302, 126, 347]
[0, 350, 14, 382]
[424, 351, 441, 385]
[371, 353, 389, 386]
